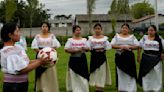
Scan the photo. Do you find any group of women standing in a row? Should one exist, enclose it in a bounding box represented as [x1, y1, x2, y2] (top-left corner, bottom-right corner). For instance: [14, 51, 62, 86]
[0, 22, 163, 92]
[65, 24, 112, 92]
[65, 23, 164, 92]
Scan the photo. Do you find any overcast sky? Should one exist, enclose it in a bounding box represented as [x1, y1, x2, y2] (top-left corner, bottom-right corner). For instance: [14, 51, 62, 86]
[0, 0, 164, 18]
[39, 0, 164, 18]
[39, 0, 111, 18]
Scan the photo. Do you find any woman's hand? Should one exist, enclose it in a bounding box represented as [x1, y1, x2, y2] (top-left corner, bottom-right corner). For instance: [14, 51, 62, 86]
[65, 48, 83, 54]
[119, 45, 139, 51]
[20, 56, 52, 74]
[120, 46, 130, 50]
[95, 48, 105, 52]
[34, 49, 40, 53]
[137, 55, 141, 63]
[161, 54, 164, 61]
[137, 48, 142, 63]
[128, 45, 139, 50]
[38, 56, 52, 65]
[81, 47, 90, 52]
[75, 48, 83, 53]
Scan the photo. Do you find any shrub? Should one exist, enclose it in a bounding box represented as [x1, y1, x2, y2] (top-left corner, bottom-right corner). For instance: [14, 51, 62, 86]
[26, 36, 34, 47]
[158, 31, 164, 38]
[56, 36, 71, 45]
[134, 32, 143, 40]
[108, 31, 116, 41]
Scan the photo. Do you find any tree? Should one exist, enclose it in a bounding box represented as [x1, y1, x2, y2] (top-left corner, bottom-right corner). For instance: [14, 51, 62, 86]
[109, 0, 130, 15]
[0, 0, 50, 27]
[110, 0, 117, 32]
[110, 0, 117, 14]
[27, 0, 38, 28]
[23, 3, 50, 27]
[87, 0, 96, 35]
[117, 0, 130, 14]
[0, 1, 6, 23]
[14, 0, 26, 27]
[32, 4, 50, 27]
[5, 0, 17, 23]
[109, 0, 130, 32]
[131, 1, 154, 19]
[109, 0, 130, 21]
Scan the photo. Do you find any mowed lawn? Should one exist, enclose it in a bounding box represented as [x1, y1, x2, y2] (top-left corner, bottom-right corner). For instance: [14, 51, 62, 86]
[0, 46, 163, 92]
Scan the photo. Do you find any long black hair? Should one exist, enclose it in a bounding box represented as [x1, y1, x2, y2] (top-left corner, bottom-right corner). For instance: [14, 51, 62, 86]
[149, 25, 163, 54]
[1, 22, 17, 42]
[0, 22, 18, 49]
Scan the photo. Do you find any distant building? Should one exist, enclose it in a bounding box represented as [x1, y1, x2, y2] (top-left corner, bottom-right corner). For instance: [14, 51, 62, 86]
[20, 14, 134, 37]
[49, 15, 73, 28]
[132, 14, 164, 29]
[75, 14, 133, 35]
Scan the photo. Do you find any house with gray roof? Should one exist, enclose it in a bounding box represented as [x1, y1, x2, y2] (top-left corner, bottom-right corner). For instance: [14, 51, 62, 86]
[75, 14, 133, 35]
[132, 14, 164, 30]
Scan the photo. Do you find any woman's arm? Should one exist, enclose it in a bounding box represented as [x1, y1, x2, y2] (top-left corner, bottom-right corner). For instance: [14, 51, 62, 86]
[20, 58, 48, 74]
[33, 49, 40, 53]
[161, 53, 164, 61]
[128, 45, 139, 50]
[82, 47, 90, 52]
[112, 44, 138, 50]
[65, 48, 82, 54]
[137, 47, 142, 63]
[112, 45, 122, 49]
[112, 45, 130, 50]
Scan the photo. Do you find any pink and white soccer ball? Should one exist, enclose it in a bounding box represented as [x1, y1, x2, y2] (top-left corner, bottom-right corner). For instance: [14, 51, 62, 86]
[37, 47, 58, 68]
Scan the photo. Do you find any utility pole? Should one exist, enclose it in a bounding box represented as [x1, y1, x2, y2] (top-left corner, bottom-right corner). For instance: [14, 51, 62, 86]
[154, 0, 159, 31]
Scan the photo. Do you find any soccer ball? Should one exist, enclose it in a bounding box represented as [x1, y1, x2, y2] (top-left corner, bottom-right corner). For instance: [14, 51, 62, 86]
[37, 47, 58, 68]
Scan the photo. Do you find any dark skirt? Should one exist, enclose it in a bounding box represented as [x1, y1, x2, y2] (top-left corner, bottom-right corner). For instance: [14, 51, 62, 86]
[69, 53, 89, 80]
[35, 48, 48, 79]
[90, 50, 106, 74]
[115, 51, 137, 79]
[35, 66, 47, 79]
[35, 48, 47, 91]
[138, 53, 160, 86]
[3, 82, 28, 92]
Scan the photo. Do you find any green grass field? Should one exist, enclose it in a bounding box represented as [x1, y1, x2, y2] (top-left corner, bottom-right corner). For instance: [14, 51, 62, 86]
[0, 46, 163, 92]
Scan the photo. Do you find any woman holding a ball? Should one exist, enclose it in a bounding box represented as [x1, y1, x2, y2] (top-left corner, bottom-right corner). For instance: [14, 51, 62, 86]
[31, 22, 61, 92]
[65, 25, 89, 92]
[0, 22, 49, 92]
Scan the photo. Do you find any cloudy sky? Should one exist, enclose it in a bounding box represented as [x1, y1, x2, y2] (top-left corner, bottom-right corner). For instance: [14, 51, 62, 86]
[39, 0, 164, 18]
[39, 0, 111, 17]
[0, 0, 164, 18]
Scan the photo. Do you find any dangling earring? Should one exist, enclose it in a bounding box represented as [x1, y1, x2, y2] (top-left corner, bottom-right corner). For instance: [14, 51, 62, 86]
[8, 34, 13, 42]
[10, 38, 14, 42]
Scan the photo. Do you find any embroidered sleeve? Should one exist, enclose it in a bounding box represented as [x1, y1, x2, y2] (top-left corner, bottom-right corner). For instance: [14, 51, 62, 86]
[111, 35, 117, 45]
[52, 35, 61, 48]
[105, 37, 111, 50]
[31, 35, 39, 49]
[64, 38, 71, 49]
[6, 55, 29, 74]
[133, 35, 139, 46]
